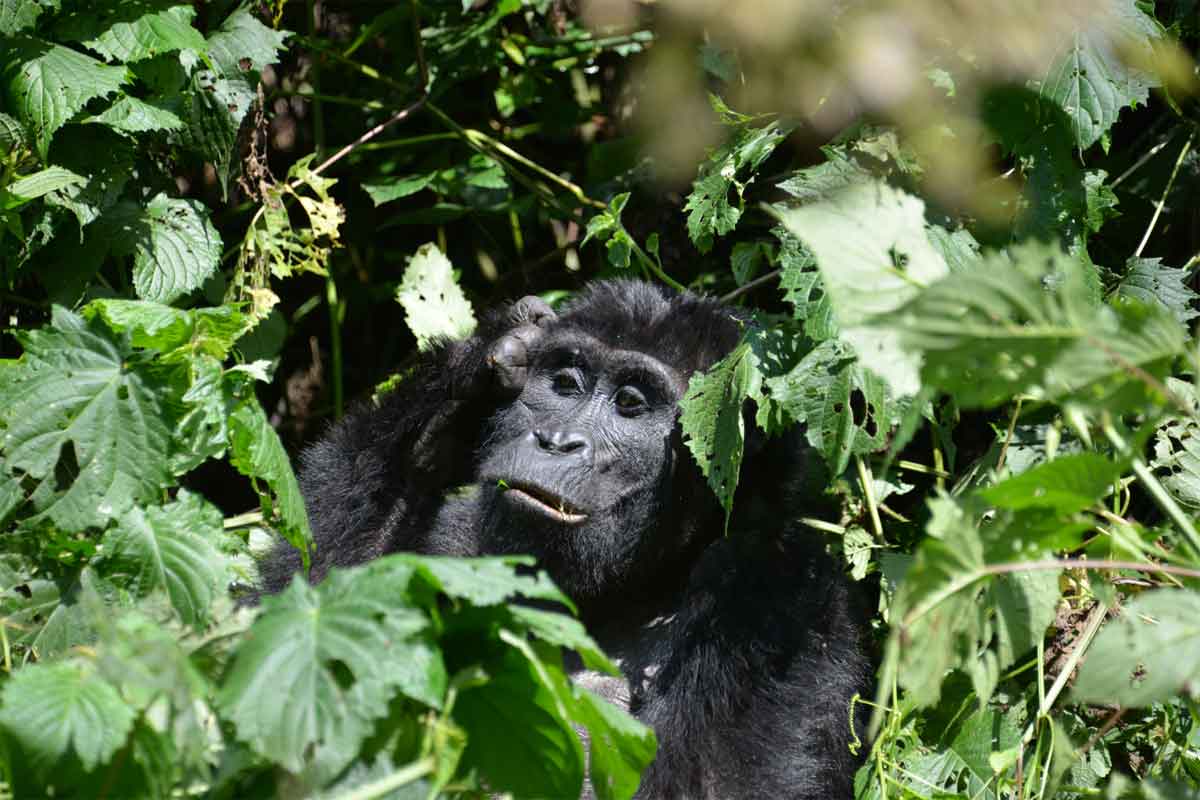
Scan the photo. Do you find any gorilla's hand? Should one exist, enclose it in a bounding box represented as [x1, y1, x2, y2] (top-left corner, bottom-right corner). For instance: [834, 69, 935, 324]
[487, 295, 556, 395]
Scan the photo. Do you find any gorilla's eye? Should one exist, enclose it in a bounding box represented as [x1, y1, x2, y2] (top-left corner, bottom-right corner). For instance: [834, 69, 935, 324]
[615, 386, 648, 415]
[551, 370, 582, 394]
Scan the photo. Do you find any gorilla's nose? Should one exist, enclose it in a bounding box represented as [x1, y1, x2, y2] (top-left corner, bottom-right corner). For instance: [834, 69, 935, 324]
[532, 427, 592, 459]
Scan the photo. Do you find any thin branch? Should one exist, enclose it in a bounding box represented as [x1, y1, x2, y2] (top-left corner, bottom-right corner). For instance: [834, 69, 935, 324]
[1134, 130, 1195, 259]
[720, 268, 781, 303]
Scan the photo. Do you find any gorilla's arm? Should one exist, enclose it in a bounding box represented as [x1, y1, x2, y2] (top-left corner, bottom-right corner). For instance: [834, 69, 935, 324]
[258, 297, 555, 592]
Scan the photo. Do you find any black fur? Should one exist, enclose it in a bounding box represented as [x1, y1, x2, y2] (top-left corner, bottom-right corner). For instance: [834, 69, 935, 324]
[260, 280, 870, 798]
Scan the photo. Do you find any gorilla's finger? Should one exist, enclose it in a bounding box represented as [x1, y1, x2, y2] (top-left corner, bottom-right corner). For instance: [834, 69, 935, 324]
[488, 325, 538, 392]
[509, 295, 556, 327]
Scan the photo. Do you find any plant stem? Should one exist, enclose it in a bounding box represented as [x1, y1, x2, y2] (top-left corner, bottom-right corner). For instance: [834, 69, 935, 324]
[1134, 129, 1194, 259]
[857, 455, 885, 541]
[327, 757, 436, 800]
[326, 274, 345, 419]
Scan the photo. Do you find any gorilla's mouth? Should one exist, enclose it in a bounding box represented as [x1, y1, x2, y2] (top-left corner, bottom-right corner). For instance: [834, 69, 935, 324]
[500, 481, 588, 524]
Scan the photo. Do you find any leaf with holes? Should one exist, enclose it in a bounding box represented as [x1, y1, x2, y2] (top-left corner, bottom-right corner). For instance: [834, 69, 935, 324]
[0, 308, 172, 530]
[396, 243, 478, 350]
[776, 181, 950, 397]
[103, 194, 222, 304]
[205, 6, 289, 75]
[765, 339, 898, 474]
[0, 660, 136, 773]
[1039, 0, 1161, 151]
[1115, 257, 1200, 323]
[98, 493, 227, 626]
[1, 37, 128, 161]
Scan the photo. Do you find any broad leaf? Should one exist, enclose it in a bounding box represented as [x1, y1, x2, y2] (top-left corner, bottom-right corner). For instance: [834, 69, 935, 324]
[104, 194, 223, 304]
[1, 37, 128, 160]
[87, 96, 184, 134]
[979, 453, 1123, 514]
[1074, 589, 1200, 706]
[0, 660, 135, 772]
[99, 493, 226, 626]
[777, 181, 951, 397]
[1039, 1, 1161, 151]
[65, 3, 206, 63]
[205, 7, 289, 75]
[0, 0, 42, 34]
[406, 555, 573, 610]
[396, 243, 478, 350]
[218, 570, 443, 775]
[0, 308, 172, 529]
[1, 166, 85, 209]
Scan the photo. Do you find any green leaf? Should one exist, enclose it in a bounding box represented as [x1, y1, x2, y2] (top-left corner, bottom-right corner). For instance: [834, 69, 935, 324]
[177, 71, 254, 197]
[1115, 257, 1200, 323]
[99, 493, 226, 626]
[408, 555, 573, 610]
[507, 605, 617, 674]
[85, 299, 249, 360]
[766, 339, 898, 474]
[228, 400, 313, 565]
[205, 6, 289, 75]
[66, 3, 206, 63]
[572, 685, 656, 800]
[103, 194, 223, 304]
[1039, 1, 1161, 151]
[1073, 589, 1200, 706]
[395, 243, 478, 350]
[362, 173, 436, 206]
[978, 453, 1123, 514]
[86, 95, 184, 134]
[876, 241, 1186, 410]
[777, 181, 951, 397]
[679, 340, 759, 526]
[0, 308, 172, 529]
[218, 570, 442, 775]
[1, 37, 128, 161]
[1, 165, 85, 209]
[0, 660, 135, 772]
[0, 0, 44, 34]
[455, 648, 585, 798]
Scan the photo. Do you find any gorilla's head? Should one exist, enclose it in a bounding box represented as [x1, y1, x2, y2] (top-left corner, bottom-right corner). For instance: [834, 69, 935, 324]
[473, 281, 745, 609]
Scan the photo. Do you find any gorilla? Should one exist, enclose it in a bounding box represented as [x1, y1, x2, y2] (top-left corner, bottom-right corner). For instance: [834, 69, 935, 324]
[261, 280, 870, 798]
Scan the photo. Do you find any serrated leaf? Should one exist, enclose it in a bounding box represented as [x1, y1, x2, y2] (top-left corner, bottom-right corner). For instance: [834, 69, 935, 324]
[0, 110, 25, 150]
[177, 71, 254, 196]
[1073, 589, 1200, 706]
[766, 339, 898, 473]
[508, 605, 617, 674]
[104, 194, 222, 304]
[205, 7, 289, 75]
[408, 555, 573, 610]
[87, 95, 183, 134]
[1115, 257, 1200, 323]
[1039, 1, 1161, 151]
[228, 400, 312, 565]
[396, 243, 477, 350]
[0, 308, 172, 529]
[0, 660, 135, 772]
[873, 241, 1187, 410]
[730, 241, 764, 285]
[679, 341, 758, 526]
[572, 684, 656, 800]
[70, 4, 206, 63]
[99, 493, 226, 626]
[1, 37, 128, 161]
[777, 181, 951, 397]
[217, 570, 442, 775]
[85, 299, 249, 360]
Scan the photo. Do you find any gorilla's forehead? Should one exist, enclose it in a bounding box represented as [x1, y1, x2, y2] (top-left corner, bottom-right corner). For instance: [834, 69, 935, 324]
[533, 328, 688, 394]
[549, 279, 746, 378]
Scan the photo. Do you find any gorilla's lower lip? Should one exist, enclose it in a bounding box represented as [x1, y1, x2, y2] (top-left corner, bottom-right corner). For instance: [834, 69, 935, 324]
[501, 483, 588, 524]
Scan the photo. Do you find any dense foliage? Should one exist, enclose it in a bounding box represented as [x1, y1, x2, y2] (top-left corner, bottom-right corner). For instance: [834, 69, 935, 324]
[1, 0, 1199, 797]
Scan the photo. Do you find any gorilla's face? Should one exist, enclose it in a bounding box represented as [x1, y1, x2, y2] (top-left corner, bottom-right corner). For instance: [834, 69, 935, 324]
[475, 328, 691, 604]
